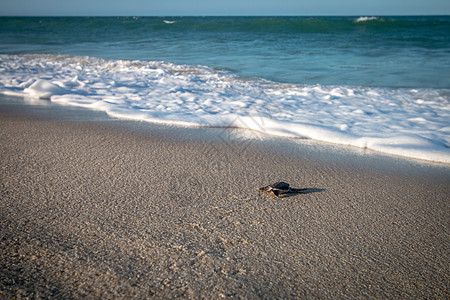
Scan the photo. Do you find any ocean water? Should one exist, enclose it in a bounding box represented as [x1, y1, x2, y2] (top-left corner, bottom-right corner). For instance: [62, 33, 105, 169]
[0, 16, 449, 163]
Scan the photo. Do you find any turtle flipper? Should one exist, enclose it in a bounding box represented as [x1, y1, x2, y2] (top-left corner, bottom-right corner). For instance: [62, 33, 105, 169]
[272, 190, 280, 197]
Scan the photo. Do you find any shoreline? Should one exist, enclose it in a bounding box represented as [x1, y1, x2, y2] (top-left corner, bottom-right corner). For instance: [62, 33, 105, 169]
[1, 53, 449, 164]
[1, 96, 449, 298]
[1, 94, 449, 170]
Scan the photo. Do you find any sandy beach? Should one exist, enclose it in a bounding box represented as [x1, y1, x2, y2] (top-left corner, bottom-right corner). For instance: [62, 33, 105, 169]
[1, 99, 449, 298]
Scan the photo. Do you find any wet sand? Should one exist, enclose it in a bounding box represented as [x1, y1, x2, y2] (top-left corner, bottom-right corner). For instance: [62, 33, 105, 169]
[1, 99, 449, 298]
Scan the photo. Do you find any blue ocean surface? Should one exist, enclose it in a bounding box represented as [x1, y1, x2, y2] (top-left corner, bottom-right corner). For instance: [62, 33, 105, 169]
[1, 16, 449, 88]
[0, 16, 449, 163]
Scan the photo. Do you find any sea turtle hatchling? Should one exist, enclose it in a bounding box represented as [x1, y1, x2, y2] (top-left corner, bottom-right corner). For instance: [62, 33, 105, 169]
[259, 181, 307, 197]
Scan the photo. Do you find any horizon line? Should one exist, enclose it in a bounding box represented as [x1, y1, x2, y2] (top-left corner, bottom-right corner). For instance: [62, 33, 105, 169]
[1, 14, 450, 17]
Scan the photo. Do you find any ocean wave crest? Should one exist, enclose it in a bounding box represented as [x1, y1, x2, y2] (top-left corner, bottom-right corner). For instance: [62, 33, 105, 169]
[355, 16, 379, 23]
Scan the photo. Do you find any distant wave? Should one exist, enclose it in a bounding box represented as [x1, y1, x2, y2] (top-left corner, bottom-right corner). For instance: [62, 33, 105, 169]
[163, 20, 176, 24]
[355, 16, 379, 23]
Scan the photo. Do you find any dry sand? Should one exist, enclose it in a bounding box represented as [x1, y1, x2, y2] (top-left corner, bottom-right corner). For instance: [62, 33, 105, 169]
[1, 102, 449, 298]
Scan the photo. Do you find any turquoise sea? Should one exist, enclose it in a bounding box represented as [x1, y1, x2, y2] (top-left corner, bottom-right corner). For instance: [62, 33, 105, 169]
[1, 16, 449, 88]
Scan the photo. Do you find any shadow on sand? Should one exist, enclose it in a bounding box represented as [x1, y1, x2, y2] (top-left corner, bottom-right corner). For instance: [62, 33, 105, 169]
[278, 188, 326, 198]
[258, 188, 326, 199]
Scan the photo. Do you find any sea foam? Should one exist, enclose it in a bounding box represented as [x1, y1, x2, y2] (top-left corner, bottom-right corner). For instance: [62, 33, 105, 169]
[355, 16, 379, 22]
[1, 54, 449, 163]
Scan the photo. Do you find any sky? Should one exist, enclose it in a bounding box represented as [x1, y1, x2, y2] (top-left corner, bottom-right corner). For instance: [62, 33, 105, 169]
[1, 0, 449, 16]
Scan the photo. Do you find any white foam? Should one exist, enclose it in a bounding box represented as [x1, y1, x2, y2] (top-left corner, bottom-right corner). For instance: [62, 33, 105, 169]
[23, 79, 69, 99]
[1, 54, 449, 163]
[355, 16, 379, 23]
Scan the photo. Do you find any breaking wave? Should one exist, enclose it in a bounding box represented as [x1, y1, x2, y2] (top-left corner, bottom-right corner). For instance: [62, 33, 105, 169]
[1, 54, 449, 163]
